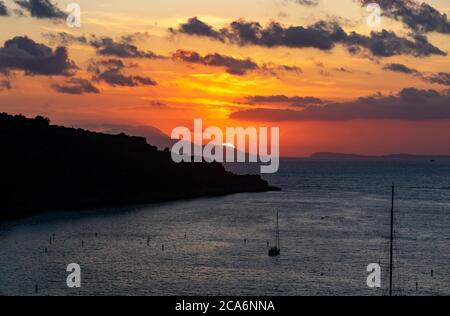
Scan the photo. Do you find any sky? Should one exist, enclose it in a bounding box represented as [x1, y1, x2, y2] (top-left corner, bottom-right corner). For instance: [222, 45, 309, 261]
[0, 0, 449, 157]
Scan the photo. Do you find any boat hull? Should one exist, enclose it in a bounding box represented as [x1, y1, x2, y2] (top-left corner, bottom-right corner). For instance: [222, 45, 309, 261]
[268, 247, 280, 257]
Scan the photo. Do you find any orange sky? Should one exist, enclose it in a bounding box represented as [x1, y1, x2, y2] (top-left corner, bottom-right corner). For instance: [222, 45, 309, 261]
[0, 0, 449, 156]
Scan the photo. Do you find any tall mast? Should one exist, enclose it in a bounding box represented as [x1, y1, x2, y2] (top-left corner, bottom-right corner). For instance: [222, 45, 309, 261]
[277, 211, 279, 249]
[275, 211, 279, 249]
[389, 184, 394, 297]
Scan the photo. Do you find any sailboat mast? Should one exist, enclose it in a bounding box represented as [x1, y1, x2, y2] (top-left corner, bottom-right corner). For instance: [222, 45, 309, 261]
[276, 211, 279, 249]
[389, 184, 394, 297]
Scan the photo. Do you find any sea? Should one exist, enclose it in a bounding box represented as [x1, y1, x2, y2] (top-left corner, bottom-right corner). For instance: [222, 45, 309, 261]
[0, 158, 449, 296]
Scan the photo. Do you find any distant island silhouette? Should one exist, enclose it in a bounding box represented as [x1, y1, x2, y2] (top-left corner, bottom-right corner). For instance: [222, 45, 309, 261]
[310, 152, 450, 159]
[0, 113, 279, 220]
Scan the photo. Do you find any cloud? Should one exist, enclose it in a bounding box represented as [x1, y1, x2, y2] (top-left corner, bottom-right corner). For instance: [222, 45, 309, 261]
[14, 0, 66, 20]
[358, 0, 450, 34]
[169, 17, 224, 41]
[89, 35, 166, 59]
[170, 17, 446, 58]
[245, 95, 324, 107]
[120, 32, 151, 43]
[95, 70, 155, 87]
[170, 18, 347, 50]
[358, 0, 414, 9]
[89, 58, 125, 71]
[0, 78, 11, 90]
[383, 63, 419, 74]
[172, 49, 258, 75]
[0, 1, 9, 16]
[151, 100, 168, 108]
[51, 78, 100, 94]
[396, 3, 450, 34]
[230, 88, 450, 121]
[425, 72, 450, 86]
[276, 64, 303, 74]
[0, 36, 77, 76]
[292, 0, 319, 6]
[43, 32, 166, 59]
[88, 58, 157, 87]
[383, 63, 450, 86]
[335, 67, 352, 73]
[171, 49, 301, 77]
[43, 32, 88, 46]
[45, 32, 301, 78]
[344, 30, 445, 57]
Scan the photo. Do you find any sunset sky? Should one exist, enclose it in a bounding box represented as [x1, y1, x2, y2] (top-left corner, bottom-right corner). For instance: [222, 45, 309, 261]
[0, 0, 449, 156]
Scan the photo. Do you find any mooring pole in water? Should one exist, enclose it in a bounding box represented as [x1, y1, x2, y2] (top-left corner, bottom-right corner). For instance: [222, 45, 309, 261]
[389, 184, 395, 297]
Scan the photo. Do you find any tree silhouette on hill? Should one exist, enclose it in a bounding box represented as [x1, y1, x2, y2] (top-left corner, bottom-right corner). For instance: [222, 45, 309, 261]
[0, 112, 278, 220]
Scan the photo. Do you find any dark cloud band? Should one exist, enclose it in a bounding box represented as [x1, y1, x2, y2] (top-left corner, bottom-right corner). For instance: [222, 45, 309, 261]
[245, 95, 324, 107]
[171, 49, 303, 77]
[231, 88, 450, 121]
[170, 17, 446, 58]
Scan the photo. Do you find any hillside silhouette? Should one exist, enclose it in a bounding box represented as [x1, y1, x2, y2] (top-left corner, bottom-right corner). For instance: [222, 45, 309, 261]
[0, 113, 278, 220]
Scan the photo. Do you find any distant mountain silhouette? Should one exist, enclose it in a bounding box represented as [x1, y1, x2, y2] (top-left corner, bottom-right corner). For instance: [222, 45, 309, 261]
[81, 123, 264, 162]
[310, 152, 450, 159]
[0, 113, 278, 220]
[79, 123, 176, 150]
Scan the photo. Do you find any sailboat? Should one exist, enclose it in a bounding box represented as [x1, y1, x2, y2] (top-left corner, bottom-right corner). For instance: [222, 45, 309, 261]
[268, 211, 280, 257]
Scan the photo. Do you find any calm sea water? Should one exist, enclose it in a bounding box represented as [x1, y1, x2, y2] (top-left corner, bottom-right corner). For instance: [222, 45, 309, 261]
[0, 159, 449, 296]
